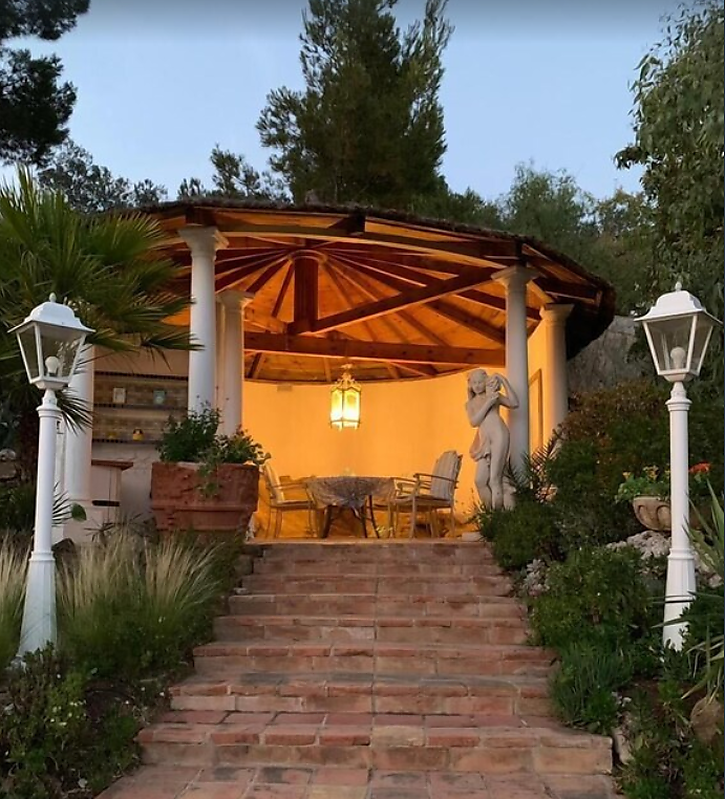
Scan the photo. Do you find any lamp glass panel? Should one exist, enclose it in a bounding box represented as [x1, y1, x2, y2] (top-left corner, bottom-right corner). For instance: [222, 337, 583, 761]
[649, 316, 693, 374]
[41, 327, 84, 382]
[343, 388, 361, 428]
[17, 326, 41, 382]
[691, 315, 715, 375]
[330, 386, 344, 429]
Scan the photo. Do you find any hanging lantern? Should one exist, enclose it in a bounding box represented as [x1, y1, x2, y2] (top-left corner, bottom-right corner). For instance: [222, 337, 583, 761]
[330, 364, 361, 430]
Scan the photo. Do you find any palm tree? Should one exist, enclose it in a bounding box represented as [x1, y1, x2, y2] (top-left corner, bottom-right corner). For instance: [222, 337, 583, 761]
[0, 168, 195, 477]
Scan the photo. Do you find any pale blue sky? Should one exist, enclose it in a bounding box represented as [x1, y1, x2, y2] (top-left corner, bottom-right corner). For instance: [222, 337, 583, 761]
[6, 0, 685, 201]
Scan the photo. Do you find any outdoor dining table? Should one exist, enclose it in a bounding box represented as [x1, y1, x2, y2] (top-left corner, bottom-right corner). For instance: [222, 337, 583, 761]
[306, 475, 395, 538]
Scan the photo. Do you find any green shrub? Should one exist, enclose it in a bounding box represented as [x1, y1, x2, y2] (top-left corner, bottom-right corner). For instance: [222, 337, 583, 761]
[157, 405, 268, 468]
[529, 546, 653, 650]
[550, 642, 633, 734]
[547, 380, 724, 548]
[0, 648, 89, 798]
[57, 535, 225, 680]
[618, 681, 724, 799]
[157, 406, 220, 463]
[0, 481, 36, 535]
[487, 499, 560, 571]
[0, 647, 146, 799]
[684, 486, 724, 701]
[0, 540, 26, 669]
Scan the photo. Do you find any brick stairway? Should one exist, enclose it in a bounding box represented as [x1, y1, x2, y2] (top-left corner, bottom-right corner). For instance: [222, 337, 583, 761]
[100, 541, 619, 799]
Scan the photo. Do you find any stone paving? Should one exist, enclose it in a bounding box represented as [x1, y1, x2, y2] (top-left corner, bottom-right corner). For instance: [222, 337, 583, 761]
[98, 542, 622, 798]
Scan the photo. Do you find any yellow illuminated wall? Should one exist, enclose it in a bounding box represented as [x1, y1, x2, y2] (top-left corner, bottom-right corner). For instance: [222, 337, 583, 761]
[93, 323, 549, 519]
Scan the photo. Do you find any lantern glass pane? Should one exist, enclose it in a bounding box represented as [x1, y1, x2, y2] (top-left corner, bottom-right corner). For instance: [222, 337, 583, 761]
[692, 315, 715, 375]
[343, 389, 360, 428]
[42, 327, 84, 381]
[18, 326, 40, 381]
[649, 316, 692, 373]
[330, 387, 344, 429]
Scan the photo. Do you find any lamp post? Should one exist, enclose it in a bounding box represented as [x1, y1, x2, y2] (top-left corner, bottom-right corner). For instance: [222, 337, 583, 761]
[9, 295, 94, 657]
[636, 283, 721, 650]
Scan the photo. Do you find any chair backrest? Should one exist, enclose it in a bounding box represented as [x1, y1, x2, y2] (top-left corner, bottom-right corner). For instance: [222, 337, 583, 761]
[429, 450, 462, 500]
[263, 462, 285, 503]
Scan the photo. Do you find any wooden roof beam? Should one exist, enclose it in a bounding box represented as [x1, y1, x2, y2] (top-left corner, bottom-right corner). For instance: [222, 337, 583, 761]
[287, 267, 495, 336]
[215, 253, 287, 292]
[427, 300, 506, 345]
[330, 258, 448, 346]
[342, 261, 505, 345]
[392, 361, 438, 377]
[348, 257, 539, 320]
[321, 259, 381, 343]
[245, 332, 503, 367]
[247, 258, 290, 295]
[293, 251, 319, 330]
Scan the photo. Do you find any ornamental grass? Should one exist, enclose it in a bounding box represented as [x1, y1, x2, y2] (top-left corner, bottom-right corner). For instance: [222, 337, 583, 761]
[0, 540, 26, 669]
[57, 535, 224, 680]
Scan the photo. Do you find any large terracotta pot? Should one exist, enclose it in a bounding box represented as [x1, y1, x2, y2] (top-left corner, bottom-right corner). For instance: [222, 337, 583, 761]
[632, 496, 671, 532]
[151, 462, 259, 534]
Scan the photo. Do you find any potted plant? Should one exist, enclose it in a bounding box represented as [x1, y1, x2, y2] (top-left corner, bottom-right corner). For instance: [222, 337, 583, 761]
[615, 463, 712, 531]
[150, 406, 269, 535]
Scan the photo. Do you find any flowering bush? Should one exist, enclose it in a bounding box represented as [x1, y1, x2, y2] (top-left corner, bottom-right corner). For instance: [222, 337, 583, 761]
[615, 466, 670, 503]
[615, 463, 712, 504]
[688, 462, 713, 501]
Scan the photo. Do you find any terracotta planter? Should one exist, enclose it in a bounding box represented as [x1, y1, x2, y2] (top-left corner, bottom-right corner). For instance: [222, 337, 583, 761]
[632, 496, 671, 532]
[151, 462, 259, 534]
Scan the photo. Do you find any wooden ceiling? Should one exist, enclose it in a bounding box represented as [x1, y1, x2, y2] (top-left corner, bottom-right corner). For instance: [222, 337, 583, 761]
[144, 200, 615, 384]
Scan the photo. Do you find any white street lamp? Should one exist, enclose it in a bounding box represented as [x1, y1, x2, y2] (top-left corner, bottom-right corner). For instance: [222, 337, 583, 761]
[636, 282, 721, 650]
[9, 294, 94, 657]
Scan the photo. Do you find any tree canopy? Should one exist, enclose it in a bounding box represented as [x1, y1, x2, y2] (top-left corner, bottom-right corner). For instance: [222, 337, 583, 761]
[617, 0, 724, 387]
[38, 140, 168, 213]
[0, 0, 89, 166]
[257, 0, 452, 206]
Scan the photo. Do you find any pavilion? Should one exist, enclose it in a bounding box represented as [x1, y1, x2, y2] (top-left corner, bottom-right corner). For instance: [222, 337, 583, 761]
[57, 199, 614, 538]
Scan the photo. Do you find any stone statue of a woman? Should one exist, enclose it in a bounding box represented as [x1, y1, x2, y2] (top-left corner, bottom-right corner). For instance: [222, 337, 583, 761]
[465, 368, 519, 510]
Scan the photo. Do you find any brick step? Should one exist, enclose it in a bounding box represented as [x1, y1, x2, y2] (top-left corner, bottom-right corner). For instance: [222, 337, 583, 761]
[97, 764, 624, 799]
[253, 560, 503, 577]
[214, 614, 529, 646]
[258, 542, 495, 564]
[193, 641, 553, 678]
[229, 592, 521, 618]
[242, 575, 513, 596]
[138, 711, 612, 774]
[170, 672, 552, 716]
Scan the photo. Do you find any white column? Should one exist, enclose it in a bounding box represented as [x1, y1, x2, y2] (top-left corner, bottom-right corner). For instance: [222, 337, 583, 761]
[494, 266, 535, 473]
[539, 304, 574, 442]
[63, 345, 94, 507]
[219, 291, 254, 435]
[179, 226, 228, 413]
[18, 389, 61, 656]
[663, 381, 696, 650]
[215, 298, 226, 412]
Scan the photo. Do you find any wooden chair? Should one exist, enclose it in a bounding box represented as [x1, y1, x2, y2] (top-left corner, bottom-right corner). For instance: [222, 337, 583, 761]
[261, 462, 316, 538]
[388, 450, 463, 538]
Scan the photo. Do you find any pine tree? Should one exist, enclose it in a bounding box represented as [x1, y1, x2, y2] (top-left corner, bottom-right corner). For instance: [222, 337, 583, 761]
[0, 0, 89, 165]
[257, 0, 452, 207]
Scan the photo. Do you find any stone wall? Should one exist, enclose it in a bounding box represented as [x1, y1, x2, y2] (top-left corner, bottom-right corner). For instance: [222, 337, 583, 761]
[567, 315, 652, 395]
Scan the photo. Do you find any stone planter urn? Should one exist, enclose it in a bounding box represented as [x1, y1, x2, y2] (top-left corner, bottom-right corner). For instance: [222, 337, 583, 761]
[632, 496, 671, 532]
[151, 462, 259, 534]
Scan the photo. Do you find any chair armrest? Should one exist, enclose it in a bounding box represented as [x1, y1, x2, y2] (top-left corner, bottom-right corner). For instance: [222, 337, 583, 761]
[391, 477, 420, 495]
[414, 472, 458, 485]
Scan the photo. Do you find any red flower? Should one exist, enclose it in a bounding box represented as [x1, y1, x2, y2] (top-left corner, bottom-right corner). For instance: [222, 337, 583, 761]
[689, 462, 711, 475]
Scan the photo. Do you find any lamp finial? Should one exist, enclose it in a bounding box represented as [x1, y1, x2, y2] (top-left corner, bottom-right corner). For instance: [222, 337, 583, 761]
[674, 281, 682, 292]
[49, 292, 57, 303]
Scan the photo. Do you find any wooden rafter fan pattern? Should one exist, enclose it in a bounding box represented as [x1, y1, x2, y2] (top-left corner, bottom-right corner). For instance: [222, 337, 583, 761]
[143, 200, 615, 384]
